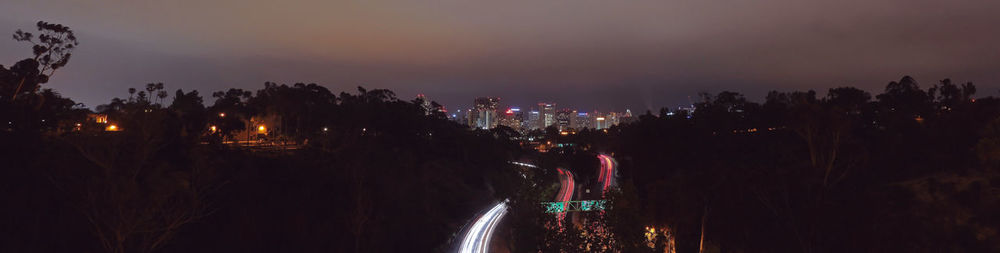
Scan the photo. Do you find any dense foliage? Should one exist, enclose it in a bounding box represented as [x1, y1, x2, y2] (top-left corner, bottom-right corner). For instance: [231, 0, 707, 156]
[1, 22, 525, 253]
[598, 77, 1000, 252]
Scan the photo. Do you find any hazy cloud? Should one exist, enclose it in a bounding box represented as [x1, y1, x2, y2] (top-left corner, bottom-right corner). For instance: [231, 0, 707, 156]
[2, 0, 998, 110]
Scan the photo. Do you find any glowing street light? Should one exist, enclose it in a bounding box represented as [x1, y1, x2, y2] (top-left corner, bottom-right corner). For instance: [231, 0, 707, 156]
[219, 113, 226, 117]
[105, 124, 118, 131]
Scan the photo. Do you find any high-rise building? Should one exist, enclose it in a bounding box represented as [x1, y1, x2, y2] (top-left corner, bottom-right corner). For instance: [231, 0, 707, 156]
[500, 107, 523, 131]
[594, 115, 608, 129]
[574, 112, 591, 129]
[473, 97, 500, 129]
[607, 112, 620, 126]
[466, 107, 476, 127]
[590, 110, 614, 129]
[538, 102, 556, 129]
[527, 110, 541, 130]
[556, 109, 574, 130]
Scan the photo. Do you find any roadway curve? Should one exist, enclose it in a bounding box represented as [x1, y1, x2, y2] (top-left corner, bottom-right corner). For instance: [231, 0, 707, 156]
[596, 154, 617, 196]
[458, 201, 509, 253]
[457, 164, 577, 252]
[555, 168, 575, 203]
[554, 168, 575, 227]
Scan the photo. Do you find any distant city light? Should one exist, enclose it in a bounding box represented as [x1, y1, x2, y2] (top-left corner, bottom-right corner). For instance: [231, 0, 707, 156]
[105, 124, 118, 131]
[219, 113, 226, 117]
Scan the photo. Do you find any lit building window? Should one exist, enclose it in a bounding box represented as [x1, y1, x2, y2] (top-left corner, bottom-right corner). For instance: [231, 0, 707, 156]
[91, 114, 108, 124]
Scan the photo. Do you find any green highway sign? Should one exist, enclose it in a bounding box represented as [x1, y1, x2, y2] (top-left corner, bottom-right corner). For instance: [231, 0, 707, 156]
[541, 200, 607, 213]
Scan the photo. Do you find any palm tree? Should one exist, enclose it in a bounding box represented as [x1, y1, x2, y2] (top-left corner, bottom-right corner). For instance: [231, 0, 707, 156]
[157, 90, 168, 106]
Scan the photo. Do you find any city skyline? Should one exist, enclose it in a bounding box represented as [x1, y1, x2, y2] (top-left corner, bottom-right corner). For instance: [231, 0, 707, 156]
[452, 95, 640, 131]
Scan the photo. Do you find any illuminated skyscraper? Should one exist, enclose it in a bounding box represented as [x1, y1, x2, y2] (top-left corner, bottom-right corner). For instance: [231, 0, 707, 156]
[466, 107, 476, 127]
[556, 109, 573, 130]
[538, 102, 556, 129]
[607, 112, 620, 126]
[595, 116, 608, 129]
[527, 110, 541, 130]
[500, 107, 523, 131]
[472, 97, 500, 129]
[573, 111, 591, 129]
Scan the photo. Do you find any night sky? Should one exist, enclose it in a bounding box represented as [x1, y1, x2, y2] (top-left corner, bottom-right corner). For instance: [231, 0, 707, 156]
[2, 0, 999, 112]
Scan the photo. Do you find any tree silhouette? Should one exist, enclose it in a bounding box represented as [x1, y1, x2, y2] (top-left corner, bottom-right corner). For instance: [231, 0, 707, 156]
[9, 21, 78, 100]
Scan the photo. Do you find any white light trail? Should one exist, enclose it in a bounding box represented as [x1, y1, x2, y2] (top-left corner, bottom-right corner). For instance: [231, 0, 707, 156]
[459, 201, 509, 253]
[509, 161, 538, 168]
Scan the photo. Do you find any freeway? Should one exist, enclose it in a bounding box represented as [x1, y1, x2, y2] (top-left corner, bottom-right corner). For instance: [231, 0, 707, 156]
[458, 201, 509, 253]
[555, 168, 575, 203]
[554, 168, 575, 227]
[596, 154, 617, 197]
[456, 164, 579, 252]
